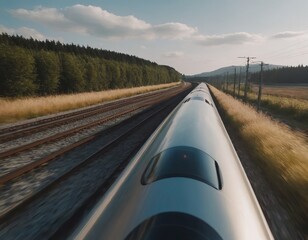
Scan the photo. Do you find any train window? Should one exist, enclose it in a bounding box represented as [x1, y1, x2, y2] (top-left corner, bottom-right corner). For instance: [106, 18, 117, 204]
[191, 89, 208, 94]
[191, 96, 205, 101]
[205, 99, 213, 106]
[141, 146, 222, 189]
[125, 212, 223, 240]
[183, 98, 190, 103]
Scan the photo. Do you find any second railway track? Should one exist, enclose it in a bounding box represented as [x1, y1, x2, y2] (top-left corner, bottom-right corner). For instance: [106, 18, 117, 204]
[0, 85, 189, 186]
[0, 85, 180, 142]
[0, 91, 179, 159]
[0, 99, 172, 221]
[0, 86, 185, 184]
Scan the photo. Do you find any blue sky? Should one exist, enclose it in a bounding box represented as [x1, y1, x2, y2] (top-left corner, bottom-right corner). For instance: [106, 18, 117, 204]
[1, 0, 308, 74]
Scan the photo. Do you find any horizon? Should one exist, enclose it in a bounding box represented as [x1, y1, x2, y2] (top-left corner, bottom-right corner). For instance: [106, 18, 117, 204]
[1, 1, 308, 75]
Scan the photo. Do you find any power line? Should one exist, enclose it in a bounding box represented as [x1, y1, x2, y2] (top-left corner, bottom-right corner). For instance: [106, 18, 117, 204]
[265, 44, 308, 60]
[259, 38, 308, 65]
[283, 51, 308, 59]
[262, 38, 308, 59]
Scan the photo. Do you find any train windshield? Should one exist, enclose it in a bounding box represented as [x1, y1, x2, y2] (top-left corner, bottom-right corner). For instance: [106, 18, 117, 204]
[141, 146, 221, 189]
[125, 212, 223, 240]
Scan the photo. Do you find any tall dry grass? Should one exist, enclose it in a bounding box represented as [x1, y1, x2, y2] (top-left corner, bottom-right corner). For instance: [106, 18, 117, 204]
[0, 82, 180, 124]
[210, 85, 308, 232]
[229, 87, 308, 123]
[251, 84, 308, 100]
[259, 94, 308, 122]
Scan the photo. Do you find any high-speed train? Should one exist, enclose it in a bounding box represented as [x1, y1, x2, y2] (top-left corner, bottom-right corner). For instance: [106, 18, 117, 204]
[71, 83, 273, 240]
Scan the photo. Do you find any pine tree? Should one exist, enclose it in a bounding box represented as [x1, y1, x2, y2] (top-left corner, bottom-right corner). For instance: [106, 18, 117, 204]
[35, 50, 60, 95]
[0, 44, 36, 96]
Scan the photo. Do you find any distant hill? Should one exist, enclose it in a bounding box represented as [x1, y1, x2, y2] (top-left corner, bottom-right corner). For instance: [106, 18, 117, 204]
[192, 64, 284, 78]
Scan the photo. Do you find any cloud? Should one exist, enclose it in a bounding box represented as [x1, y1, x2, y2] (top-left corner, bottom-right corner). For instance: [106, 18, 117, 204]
[153, 23, 197, 39]
[162, 51, 184, 58]
[196, 32, 263, 46]
[10, 5, 197, 40]
[10, 7, 73, 31]
[271, 31, 307, 39]
[0, 25, 46, 40]
[8, 5, 268, 46]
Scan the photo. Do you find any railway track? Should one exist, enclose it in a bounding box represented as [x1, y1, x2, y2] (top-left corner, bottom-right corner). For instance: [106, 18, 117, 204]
[0, 84, 189, 208]
[0, 85, 192, 239]
[0, 89, 183, 184]
[0, 91, 179, 160]
[0, 86, 185, 177]
[0, 85, 179, 143]
[0, 100, 170, 222]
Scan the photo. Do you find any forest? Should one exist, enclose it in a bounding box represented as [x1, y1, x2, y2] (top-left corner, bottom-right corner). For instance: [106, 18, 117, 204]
[0, 33, 181, 97]
[186, 65, 308, 86]
[250, 65, 308, 85]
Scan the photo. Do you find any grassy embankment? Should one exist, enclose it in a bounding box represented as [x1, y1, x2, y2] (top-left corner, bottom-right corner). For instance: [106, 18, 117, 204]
[224, 84, 308, 125]
[251, 84, 308, 100]
[244, 92, 308, 125]
[0, 82, 180, 124]
[210, 86, 308, 233]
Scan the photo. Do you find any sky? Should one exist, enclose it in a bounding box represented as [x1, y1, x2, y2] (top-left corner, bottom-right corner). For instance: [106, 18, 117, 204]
[1, 0, 308, 75]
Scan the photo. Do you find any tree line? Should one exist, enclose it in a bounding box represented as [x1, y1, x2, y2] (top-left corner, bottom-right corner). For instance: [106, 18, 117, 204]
[186, 65, 308, 86]
[0, 33, 180, 97]
[250, 65, 308, 85]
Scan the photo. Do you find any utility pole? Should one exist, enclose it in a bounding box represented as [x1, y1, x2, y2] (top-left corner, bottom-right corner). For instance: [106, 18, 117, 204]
[238, 67, 241, 96]
[257, 62, 264, 111]
[238, 56, 256, 102]
[233, 67, 236, 96]
[221, 75, 223, 90]
[254, 61, 269, 111]
[226, 72, 229, 92]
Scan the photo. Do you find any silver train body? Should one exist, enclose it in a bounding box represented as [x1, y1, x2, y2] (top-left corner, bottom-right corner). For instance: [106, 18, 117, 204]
[71, 83, 273, 240]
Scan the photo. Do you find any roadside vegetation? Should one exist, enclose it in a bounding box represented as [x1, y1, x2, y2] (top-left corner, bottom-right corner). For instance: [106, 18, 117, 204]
[251, 84, 308, 100]
[209, 86, 308, 233]
[201, 64, 308, 127]
[248, 92, 308, 123]
[222, 84, 308, 126]
[0, 82, 179, 124]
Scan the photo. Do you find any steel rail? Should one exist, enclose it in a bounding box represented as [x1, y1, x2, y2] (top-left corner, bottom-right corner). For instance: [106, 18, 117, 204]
[0, 85, 183, 142]
[0, 91, 185, 223]
[0, 88, 183, 159]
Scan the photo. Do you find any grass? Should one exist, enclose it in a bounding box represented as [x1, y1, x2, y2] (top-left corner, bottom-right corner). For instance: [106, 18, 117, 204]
[257, 94, 308, 122]
[251, 84, 308, 100]
[209, 85, 308, 233]
[223, 83, 308, 124]
[0, 82, 180, 124]
[241, 91, 308, 124]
